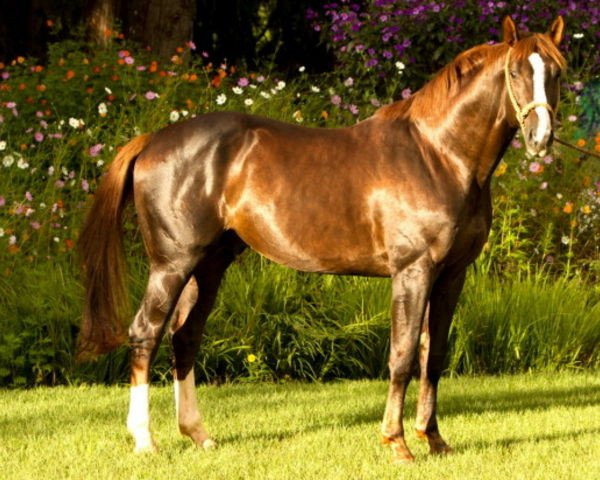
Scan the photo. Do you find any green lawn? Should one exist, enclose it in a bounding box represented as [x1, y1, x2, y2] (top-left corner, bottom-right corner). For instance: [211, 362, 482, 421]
[1, 372, 598, 479]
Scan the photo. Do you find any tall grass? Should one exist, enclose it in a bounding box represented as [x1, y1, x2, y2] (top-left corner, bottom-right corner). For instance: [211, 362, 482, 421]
[1, 250, 598, 386]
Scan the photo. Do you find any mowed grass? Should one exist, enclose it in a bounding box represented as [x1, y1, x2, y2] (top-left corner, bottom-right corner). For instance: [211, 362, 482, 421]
[0, 372, 598, 480]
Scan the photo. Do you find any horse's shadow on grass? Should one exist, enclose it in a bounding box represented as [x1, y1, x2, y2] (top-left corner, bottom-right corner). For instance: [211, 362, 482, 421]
[219, 381, 600, 447]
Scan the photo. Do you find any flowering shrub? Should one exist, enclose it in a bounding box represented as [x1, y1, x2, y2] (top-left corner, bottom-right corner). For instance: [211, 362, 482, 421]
[308, 0, 600, 99]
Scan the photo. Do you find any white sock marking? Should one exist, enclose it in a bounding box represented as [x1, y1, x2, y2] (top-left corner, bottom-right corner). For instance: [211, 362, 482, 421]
[127, 384, 153, 452]
[528, 53, 551, 146]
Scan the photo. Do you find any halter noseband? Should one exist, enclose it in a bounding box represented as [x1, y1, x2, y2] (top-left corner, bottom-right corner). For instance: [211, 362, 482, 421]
[504, 48, 554, 136]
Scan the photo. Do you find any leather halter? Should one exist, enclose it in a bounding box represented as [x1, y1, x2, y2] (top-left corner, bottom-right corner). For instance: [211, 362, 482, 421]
[504, 48, 554, 135]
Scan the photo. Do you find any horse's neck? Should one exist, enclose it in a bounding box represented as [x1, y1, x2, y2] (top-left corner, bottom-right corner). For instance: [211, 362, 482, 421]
[415, 64, 515, 189]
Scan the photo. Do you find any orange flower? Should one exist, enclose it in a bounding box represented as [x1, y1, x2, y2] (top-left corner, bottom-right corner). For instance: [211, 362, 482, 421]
[595, 144, 600, 153]
[36, 84, 46, 92]
[117, 58, 125, 65]
[149, 61, 158, 73]
[176, 46, 184, 54]
[86, 87, 94, 94]
[58, 58, 65, 66]
[563, 202, 573, 214]
[8, 244, 20, 254]
[576, 138, 586, 148]
[34, 65, 44, 72]
[17, 56, 25, 64]
[46, 19, 54, 27]
[18, 83, 26, 90]
[185, 98, 195, 109]
[104, 28, 113, 38]
[111, 74, 120, 81]
[0, 62, 4, 69]
[321, 110, 329, 120]
[188, 73, 198, 82]
[65, 239, 75, 250]
[65, 69, 76, 80]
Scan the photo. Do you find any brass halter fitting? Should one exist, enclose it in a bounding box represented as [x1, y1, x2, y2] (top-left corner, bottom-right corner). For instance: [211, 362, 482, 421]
[504, 48, 554, 136]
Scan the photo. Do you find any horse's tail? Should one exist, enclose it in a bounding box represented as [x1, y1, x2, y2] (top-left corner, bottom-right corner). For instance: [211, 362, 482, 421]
[77, 134, 153, 361]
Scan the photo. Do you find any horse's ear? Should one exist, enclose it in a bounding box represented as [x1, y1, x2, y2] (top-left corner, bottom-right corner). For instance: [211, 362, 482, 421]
[548, 16, 565, 46]
[502, 16, 519, 45]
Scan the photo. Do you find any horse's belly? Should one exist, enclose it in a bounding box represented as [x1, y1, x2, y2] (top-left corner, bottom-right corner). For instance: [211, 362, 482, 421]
[227, 205, 390, 276]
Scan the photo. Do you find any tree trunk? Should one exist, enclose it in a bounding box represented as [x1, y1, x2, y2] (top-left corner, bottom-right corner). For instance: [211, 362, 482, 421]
[124, 0, 196, 61]
[85, 0, 120, 46]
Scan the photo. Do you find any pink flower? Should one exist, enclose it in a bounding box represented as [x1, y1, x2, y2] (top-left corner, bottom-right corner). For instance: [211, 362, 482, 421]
[25, 191, 33, 201]
[89, 143, 104, 157]
[187, 41, 197, 50]
[81, 179, 89, 192]
[511, 139, 522, 148]
[124, 56, 135, 65]
[237, 78, 249, 87]
[136, 66, 147, 71]
[55, 180, 65, 188]
[401, 88, 412, 99]
[528, 161, 542, 173]
[1, 72, 9, 80]
[118, 50, 128, 58]
[348, 104, 359, 115]
[145, 91, 159, 100]
[567, 115, 577, 122]
[34, 132, 44, 142]
[6, 101, 16, 109]
[0, 196, 5, 207]
[543, 155, 553, 164]
[331, 94, 342, 106]
[30, 221, 41, 230]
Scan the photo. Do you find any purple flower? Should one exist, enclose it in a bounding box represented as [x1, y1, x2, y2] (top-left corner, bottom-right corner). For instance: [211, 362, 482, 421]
[89, 143, 104, 157]
[365, 58, 379, 68]
[238, 78, 250, 87]
[34, 132, 44, 142]
[348, 104, 359, 115]
[145, 91, 159, 100]
[331, 94, 342, 105]
[401, 88, 412, 99]
[511, 139, 522, 149]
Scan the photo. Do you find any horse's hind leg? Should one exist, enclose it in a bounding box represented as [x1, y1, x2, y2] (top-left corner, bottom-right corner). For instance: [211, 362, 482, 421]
[415, 268, 466, 455]
[170, 243, 239, 449]
[126, 256, 200, 453]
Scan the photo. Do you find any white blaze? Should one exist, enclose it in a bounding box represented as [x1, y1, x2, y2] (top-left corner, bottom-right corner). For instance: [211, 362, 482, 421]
[528, 53, 551, 145]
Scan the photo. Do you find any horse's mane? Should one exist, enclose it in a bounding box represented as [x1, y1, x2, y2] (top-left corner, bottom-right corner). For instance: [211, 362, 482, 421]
[375, 34, 567, 121]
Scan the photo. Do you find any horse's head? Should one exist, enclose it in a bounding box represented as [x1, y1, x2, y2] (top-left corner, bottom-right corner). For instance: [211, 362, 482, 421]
[502, 16, 566, 158]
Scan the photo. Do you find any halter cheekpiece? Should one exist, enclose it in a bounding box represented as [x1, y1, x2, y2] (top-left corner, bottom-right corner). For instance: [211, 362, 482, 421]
[504, 48, 554, 135]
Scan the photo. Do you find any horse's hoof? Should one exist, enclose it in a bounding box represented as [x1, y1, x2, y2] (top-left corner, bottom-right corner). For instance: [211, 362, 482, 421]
[415, 429, 428, 440]
[201, 438, 217, 450]
[430, 444, 453, 455]
[133, 442, 157, 454]
[381, 435, 415, 464]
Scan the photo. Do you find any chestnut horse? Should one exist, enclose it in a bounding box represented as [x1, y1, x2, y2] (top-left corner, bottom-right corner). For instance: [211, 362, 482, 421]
[78, 16, 566, 462]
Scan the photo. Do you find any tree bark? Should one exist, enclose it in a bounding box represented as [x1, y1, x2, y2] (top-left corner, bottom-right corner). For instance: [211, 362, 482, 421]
[85, 0, 120, 46]
[124, 0, 196, 61]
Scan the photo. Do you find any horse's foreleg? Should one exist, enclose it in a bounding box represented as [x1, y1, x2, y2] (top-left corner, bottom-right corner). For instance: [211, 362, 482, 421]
[127, 262, 195, 453]
[415, 268, 466, 455]
[381, 258, 433, 463]
[171, 250, 233, 449]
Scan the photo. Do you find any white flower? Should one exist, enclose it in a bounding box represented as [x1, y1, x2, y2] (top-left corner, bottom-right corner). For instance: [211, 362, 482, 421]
[260, 91, 271, 99]
[169, 110, 180, 122]
[9, 235, 16, 245]
[2, 154, 14, 167]
[573, 33, 584, 39]
[53, 236, 60, 243]
[293, 110, 304, 123]
[310, 85, 320, 93]
[181, 110, 189, 117]
[275, 80, 286, 90]
[232, 86, 243, 95]
[216, 93, 227, 105]
[104, 87, 113, 94]
[68, 117, 84, 129]
[98, 102, 108, 116]
[48, 166, 54, 175]
[561, 235, 570, 245]
[0, 141, 6, 151]
[244, 98, 254, 106]
[298, 66, 306, 73]
[344, 77, 354, 87]
[17, 157, 29, 169]
[395, 61, 406, 71]
[0, 228, 4, 237]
